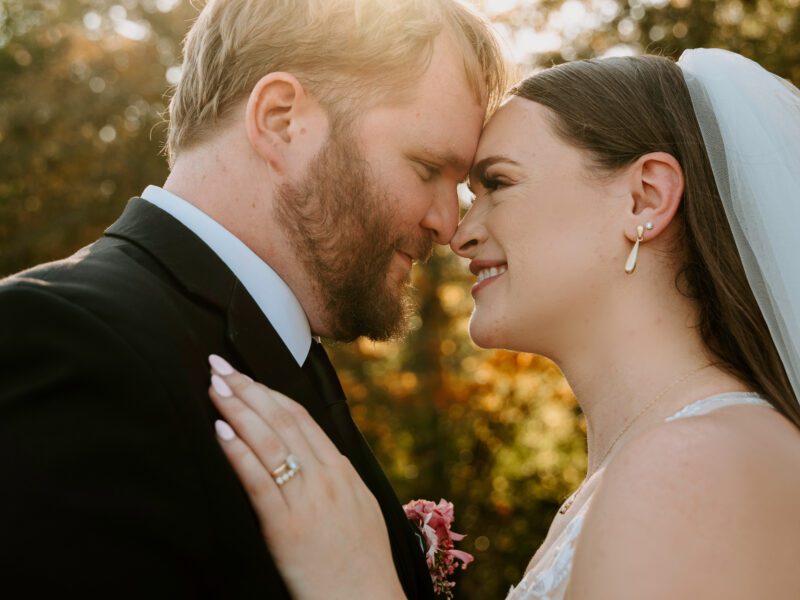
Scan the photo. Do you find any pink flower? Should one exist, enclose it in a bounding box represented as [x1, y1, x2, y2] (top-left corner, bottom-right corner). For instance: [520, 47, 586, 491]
[404, 499, 474, 599]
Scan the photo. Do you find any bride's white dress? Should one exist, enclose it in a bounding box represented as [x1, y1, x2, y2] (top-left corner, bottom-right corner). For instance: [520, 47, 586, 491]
[505, 392, 775, 600]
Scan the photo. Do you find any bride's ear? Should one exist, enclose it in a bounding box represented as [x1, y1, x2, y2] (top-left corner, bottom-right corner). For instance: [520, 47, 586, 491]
[622, 152, 685, 243]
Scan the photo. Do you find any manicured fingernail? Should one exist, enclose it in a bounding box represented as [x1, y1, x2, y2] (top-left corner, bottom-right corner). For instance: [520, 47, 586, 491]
[215, 419, 236, 441]
[209, 354, 235, 376]
[211, 374, 233, 397]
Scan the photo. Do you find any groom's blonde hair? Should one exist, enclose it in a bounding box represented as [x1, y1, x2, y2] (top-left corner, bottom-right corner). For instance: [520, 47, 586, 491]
[165, 0, 510, 166]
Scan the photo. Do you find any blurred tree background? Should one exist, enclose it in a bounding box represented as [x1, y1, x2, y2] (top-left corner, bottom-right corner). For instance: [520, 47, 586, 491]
[1, 0, 797, 597]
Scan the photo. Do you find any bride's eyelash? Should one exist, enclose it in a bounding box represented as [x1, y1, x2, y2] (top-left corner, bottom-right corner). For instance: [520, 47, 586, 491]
[480, 174, 505, 191]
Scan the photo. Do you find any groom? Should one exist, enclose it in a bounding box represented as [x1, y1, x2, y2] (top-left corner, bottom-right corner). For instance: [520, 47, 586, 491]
[0, 0, 507, 596]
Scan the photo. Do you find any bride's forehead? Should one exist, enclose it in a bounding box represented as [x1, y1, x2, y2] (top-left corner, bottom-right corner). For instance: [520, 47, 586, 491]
[482, 98, 549, 138]
[475, 100, 554, 158]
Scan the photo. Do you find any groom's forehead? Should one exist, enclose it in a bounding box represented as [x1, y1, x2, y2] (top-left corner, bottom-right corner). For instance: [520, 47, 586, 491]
[398, 106, 482, 162]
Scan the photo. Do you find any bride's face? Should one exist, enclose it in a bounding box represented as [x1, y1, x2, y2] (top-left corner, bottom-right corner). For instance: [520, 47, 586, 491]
[451, 97, 624, 354]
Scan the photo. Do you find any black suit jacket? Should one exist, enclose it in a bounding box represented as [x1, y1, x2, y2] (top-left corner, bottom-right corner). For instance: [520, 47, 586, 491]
[0, 197, 434, 598]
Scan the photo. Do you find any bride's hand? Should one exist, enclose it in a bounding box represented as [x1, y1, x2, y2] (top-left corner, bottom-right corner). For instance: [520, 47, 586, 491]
[206, 354, 406, 600]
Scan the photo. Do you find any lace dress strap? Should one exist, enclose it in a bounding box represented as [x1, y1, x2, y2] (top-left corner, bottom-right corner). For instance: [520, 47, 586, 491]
[665, 392, 774, 422]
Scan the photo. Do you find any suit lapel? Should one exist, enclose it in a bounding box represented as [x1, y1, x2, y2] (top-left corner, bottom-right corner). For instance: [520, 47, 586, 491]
[104, 197, 338, 435]
[105, 197, 234, 312]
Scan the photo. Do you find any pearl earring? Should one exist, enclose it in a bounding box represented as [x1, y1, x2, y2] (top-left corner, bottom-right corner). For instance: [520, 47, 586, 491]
[624, 222, 654, 274]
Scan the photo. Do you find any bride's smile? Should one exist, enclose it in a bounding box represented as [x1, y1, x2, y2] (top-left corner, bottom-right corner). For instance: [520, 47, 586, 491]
[470, 259, 507, 291]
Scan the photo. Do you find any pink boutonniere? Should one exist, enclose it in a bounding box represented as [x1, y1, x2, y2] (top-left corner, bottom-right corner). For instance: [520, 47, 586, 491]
[403, 499, 474, 599]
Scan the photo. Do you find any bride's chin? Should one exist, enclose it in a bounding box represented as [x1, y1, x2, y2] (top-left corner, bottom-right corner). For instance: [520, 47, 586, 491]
[468, 316, 507, 350]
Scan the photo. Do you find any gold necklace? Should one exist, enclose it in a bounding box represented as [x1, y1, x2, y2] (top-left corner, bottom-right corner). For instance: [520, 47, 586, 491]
[558, 362, 714, 515]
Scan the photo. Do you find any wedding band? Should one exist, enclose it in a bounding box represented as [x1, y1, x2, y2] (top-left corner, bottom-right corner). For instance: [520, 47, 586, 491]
[270, 454, 301, 487]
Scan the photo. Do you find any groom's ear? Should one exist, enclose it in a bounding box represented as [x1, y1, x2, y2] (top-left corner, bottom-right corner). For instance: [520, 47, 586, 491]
[622, 152, 685, 243]
[244, 72, 328, 176]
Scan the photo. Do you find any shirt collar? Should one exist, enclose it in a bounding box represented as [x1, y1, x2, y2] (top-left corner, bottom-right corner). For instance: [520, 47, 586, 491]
[140, 185, 311, 365]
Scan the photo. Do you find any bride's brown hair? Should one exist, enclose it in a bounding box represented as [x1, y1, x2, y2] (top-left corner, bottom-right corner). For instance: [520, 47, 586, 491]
[511, 55, 800, 429]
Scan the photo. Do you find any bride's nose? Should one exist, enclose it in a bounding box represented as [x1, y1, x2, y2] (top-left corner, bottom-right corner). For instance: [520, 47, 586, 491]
[450, 211, 487, 259]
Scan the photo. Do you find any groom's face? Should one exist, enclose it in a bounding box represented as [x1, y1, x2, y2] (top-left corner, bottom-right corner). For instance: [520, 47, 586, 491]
[276, 34, 486, 342]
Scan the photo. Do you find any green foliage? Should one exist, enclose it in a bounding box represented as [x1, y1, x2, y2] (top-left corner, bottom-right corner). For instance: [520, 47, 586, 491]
[0, 0, 195, 273]
[0, 1, 796, 597]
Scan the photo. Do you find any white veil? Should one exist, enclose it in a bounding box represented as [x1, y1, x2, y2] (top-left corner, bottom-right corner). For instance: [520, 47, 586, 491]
[677, 49, 800, 406]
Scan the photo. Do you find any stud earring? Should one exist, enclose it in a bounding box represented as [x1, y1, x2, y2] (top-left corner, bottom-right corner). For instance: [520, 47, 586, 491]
[625, 222, 654, 274]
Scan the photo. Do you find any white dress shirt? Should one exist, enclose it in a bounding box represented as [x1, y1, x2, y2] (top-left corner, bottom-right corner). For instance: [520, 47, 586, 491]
[140, 185, 311, 365]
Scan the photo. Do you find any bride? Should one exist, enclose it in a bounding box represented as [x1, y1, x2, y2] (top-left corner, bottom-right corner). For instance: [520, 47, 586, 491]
[205, 49, 800, 598]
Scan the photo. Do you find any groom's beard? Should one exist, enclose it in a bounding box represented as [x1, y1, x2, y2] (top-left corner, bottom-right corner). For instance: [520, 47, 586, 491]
[274, 129, 432, 343]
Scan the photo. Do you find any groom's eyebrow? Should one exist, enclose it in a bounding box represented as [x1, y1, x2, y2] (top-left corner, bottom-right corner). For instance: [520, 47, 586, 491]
[422, 149, 471, 176]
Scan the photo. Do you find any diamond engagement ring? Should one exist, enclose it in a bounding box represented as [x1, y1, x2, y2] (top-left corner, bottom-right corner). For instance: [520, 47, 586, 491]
[271, 454, 301, 486]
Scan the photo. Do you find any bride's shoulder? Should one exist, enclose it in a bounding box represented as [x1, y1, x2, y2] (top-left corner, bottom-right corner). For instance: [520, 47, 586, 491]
[607, 399, 800, 496]
[596, 399, 800, 523]
[567, 402, 800, 599]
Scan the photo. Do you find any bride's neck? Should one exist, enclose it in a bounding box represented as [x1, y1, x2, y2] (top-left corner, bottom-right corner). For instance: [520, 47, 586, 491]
[551, 285, 747, 476]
